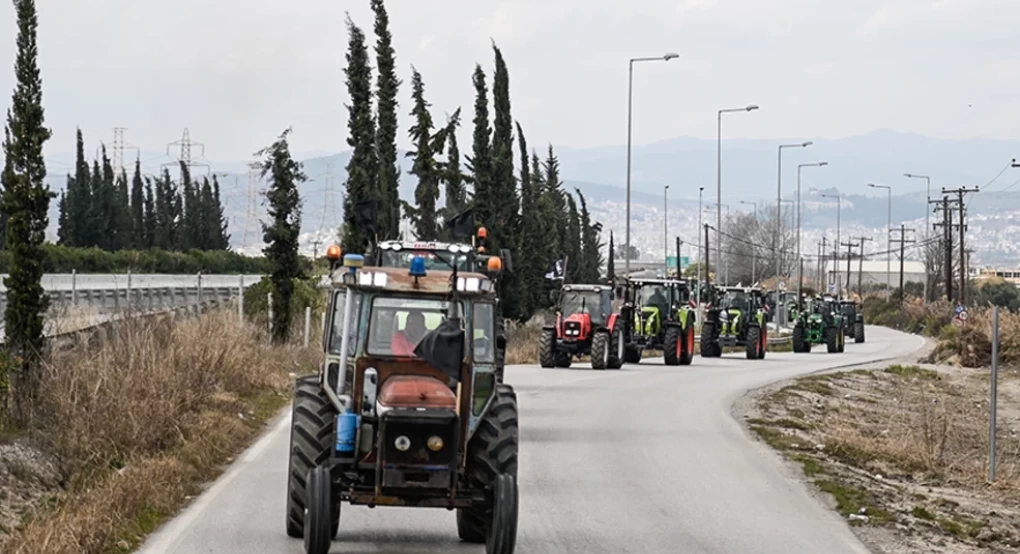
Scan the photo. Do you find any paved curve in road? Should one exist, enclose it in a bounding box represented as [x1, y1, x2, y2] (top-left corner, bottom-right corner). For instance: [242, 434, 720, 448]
[138, 326, 923, 554]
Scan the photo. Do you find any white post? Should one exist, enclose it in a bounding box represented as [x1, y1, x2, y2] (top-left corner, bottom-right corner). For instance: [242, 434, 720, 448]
[71, 269, 78, 306]
[127, 270, 132, 310]
[238, 275, 245, 323]
[197, 272, 203, 305]
[267, 292, 273, 338]
[304, 306, 312, 347]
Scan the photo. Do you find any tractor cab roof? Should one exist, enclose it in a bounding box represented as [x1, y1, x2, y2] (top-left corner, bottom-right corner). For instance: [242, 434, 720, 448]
[330, 265, 496, 297]
[629, 278, 689, 287]
[562, 284, 611, 293]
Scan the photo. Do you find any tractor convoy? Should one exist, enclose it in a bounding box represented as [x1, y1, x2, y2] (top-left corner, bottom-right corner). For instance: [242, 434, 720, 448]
[286, 231, 870, 554]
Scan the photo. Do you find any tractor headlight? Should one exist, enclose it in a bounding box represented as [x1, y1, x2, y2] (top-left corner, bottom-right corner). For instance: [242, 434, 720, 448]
[427, 436, 444, 452]
[394, 435, 411, 452]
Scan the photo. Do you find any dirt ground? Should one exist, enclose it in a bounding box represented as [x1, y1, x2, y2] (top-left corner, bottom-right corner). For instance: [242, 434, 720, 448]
[739, 342, 1020, 554]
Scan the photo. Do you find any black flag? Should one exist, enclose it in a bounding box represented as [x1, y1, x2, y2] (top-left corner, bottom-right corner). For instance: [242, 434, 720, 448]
[445, 208, 475, 240]
[414, 318, 465, 383]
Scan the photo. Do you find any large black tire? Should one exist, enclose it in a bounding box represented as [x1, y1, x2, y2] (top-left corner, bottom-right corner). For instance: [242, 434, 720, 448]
[855, 321, 865, 343]
[608, 325, 624, 370]
[303, 465, 336, 554]
[793, 325, 809, 353]
[758, 326, 767, 360]
[286, 376, 338, 539]
[680, 324, 695, 366]
[838, 327, 846, 353]
[486, 474, 519, 554]
[826, 326, 839, 353]
[590, 330, 610, 370]
[746, 326, 761, 360]
[663, 325, 681, 366]
[459, 385, 519, 544]
[700, 322, 720, 358]
[624, 345, 643, 364]
[555, 351, 572, 368]
[538, 328, 556, 368]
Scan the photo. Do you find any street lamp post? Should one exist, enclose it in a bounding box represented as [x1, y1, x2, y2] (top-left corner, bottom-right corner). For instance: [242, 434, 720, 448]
[663, 184, 670, 275]
[697, 186, 704, 322]
[905, 173, 930, 300]
[820, 193, 842, 296]
[717, 105, 759, 287]
[775, 141, 812, 286]
[869, 183, 893, 288]
[739, 200, 757, 282]
[626, 52, 679, 277]
[797, 162, 828, 302]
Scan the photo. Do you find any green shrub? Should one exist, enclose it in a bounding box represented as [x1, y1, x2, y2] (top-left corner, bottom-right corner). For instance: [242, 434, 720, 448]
[0, 245, 273, 274]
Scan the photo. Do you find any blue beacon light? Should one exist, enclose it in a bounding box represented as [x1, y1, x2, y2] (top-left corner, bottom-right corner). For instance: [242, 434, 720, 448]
[409, 256, 427, 277]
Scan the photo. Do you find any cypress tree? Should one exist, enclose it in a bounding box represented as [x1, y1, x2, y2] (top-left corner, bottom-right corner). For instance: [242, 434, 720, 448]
[575, 189, 603, 284]
[258, 129, 305, 344]
[2, 0, 54, 416]
[405, 68, 440, 241]
[87, 158, 106, 249]
[212, 175, 229, 249]
[198, 177, 215, 250]
[466, 65, 492, 228]
[564, 194, 581, 283]
[113, 169, 131, 250]
[490, 44, 518, 247]
[442, 109, 466, 214]
[177, 161, 197, 251]
[130, 158, 144, 248]
[0, 155, 6, 250]
[531, 151, 553, 308]
[371, 0, 400, 240]
[516, 124, 543, 316]
[143, 176, 156, 248]
[541, 146, 567, 270]
[153, 168, 176, 250]
[56, 183, 68, 244]
[341, 16, 377, 254]
[69, 128, 90, 247]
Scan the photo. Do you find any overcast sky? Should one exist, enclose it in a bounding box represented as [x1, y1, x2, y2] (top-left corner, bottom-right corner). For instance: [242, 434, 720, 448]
[1, 0, 1019, 166]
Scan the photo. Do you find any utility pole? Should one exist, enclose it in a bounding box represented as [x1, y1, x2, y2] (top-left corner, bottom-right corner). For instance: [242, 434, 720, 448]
[854, 237, 873, 298]
[841, 241, 859, 298]
[942, 186, 979, 306]
[890, 225, 916, 303]
[820, 237, 828, 292]
[675, 236, 682, 278]
[704, 224, 712, 290]
[163, 128, 210, 178]
[932, 196, 958, 302]
[110, 127, 139, 176]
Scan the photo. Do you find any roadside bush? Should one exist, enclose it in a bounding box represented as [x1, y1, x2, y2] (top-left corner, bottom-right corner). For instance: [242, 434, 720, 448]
[243, 276, 327, 333]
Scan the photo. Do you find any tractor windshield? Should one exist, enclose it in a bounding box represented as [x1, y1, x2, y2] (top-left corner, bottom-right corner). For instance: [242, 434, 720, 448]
[367, 297, 456, 357]
[561, 291, 608, 323]
[721, 290, 749, 312]
[841, 303, 856, 317]
[637, 284, 670, 312]
[811, 299, 829, 314]
[378, 249, 470, 272]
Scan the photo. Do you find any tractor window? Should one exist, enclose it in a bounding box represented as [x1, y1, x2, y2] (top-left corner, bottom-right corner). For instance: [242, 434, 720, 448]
[561, 291, 605, 324]
[472, 303, 495, 363]
[328, 291, 364, 356]
[367, 297, 456, 357]
[379, 249, 469, 271]
[723, 291, 749, 312]
[637, 285, 670, 309]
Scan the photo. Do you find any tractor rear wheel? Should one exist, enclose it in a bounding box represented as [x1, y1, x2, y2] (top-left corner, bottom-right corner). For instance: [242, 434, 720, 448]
[591, 330, 610, 370]
[826, 326, 839, 353]
[286, 376, 338, 539]
[538, 328, 556, 368]
[680, 324, 695, 366]
[664, 325, 681, 366]
[608, 325, 624, 369]
[855, 321, 865, 343]
[746, 326, 761, 360]
[700, 322, 720, 358]
[459, 385, 519, 544]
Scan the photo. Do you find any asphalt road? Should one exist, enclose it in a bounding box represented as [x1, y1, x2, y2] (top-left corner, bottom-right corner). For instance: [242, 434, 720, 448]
[138, 326, 924, 554]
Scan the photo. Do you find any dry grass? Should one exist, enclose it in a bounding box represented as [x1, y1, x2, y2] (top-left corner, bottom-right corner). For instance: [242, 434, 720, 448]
[1, 309, 319, 554]
[749, 365, 1020, 551]
[930, 308, 1020, 368]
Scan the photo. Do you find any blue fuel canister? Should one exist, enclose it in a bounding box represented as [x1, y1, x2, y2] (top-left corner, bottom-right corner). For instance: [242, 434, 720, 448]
[336, 413, 360, 453]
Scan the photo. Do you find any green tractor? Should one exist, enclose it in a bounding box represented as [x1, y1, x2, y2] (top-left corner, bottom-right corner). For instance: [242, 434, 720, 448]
[621, 279, 697, 365]
[792, 296, 846, 353]
[700, 286, 769, 360]
[840, 300, 866, 343]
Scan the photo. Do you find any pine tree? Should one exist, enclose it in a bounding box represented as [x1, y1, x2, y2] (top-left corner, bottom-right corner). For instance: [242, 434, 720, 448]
[142, 176, 155, 249]
[405, 68, 440, 241]
[341, 16, 378, 254]
[371, 0, 400, 240]
[541, 146, 567, 269]
[467, 65, 492, 228]
[130, 158, 144, 248]
[2, 0, 54, 416]
[258, 129, 305, 344]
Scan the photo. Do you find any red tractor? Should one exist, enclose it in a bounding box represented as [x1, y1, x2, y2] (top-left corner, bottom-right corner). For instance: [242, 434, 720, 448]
[538, 284, 623, 370]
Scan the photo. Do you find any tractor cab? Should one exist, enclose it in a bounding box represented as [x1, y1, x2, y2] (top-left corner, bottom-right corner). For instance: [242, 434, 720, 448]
[618, 279, 696, 365]
[288, 251, 519, 554]
[701, 286, 768, 360]
[840, 299, 866, 342]
[559, 284, 614, 339]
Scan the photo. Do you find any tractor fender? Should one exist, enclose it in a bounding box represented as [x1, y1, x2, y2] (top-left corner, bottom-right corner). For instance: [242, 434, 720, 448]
[606, 313, 620, 333]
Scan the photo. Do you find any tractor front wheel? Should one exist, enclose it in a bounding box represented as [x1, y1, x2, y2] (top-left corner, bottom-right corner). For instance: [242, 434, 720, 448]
[855, 321, 865, 343]
[303, 465, 336, 554]
[793, 326, 809, 353]
[591, 330, 610, 370]
[460, 385, 519, 545]
[838, 327, 846, 353]
[286, 376, 338, 539]
[608, 326, 624, 370]
[664, 325, 681, 366]
[758, 326, 767, 359]
[746, 326, 761, 360]
[624, 345, 643, 364]
[700, 322, 720, 358]
[538, 328, 556, 368]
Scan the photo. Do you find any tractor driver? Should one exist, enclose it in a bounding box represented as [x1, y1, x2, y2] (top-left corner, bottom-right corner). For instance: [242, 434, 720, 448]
[646, 286, 669, 316]
[392, 310, 428, 356]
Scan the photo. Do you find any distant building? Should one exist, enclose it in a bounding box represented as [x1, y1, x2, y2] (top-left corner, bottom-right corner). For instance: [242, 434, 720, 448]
[975, 267, 1020, 286]
[827, 260, 926, 289]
